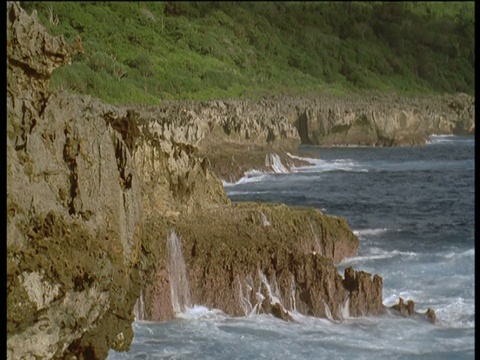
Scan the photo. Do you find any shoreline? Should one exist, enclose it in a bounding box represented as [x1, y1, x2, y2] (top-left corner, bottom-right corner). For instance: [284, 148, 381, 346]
[6, 3, 467, 359]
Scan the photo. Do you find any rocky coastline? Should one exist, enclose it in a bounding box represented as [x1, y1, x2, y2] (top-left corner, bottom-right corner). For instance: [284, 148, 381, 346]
[7, 3, 462, 359]
[129, 86, 474, 183]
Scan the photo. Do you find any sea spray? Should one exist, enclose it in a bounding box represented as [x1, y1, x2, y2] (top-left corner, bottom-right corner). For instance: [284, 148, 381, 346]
[289, 274, 297, 312]
[265, 153, 289, 173]
[108, 136, 474, 359]
[258, 270, 282, 305]
[237, 275, 254, 316]
[167, 231, 191, 314]
[323, 300, 334, 321]
[261, 212, 271, 226]
[133, 289, 145, 321]
[340, 294, 350, 320]
[257, 270, 292, 317]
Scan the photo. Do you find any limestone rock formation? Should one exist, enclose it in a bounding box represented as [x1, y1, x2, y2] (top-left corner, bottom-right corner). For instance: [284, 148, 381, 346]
[343, 267, 384, 317]
[7, 3, 144, 358]
[140, 203, 385, 322]
[388, 297, 438, 324]
[131, 92, 474, 182]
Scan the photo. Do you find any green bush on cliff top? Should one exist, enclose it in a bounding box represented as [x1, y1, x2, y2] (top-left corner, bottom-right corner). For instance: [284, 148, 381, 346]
[22, 1, 474, 104]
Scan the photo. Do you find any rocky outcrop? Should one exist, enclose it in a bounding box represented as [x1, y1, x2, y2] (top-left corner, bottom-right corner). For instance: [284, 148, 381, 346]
[132, 93, 474, 150]
[300, 92, 475, 146]
[7, 3, 144, 358]
[131, 92, 474, 181]
[343, 267, 383, 316]
[140, 203, 385, 322]
[388, 297, 438, 324]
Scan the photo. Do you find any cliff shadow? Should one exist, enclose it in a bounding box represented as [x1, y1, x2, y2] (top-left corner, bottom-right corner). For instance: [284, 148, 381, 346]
[296, 111, 313, 145]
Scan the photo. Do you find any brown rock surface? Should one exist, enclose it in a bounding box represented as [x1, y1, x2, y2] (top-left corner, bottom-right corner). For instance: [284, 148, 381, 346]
[343, 267, 384, 317]
[7, 3, 143, 359]
[140, 203, 386, 322]
[130, 92, 474, 181]
[388, 297, 438, 324]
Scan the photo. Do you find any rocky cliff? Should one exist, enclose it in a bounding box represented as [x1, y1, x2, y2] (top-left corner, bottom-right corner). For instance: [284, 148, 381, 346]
[7, 3, 145, 358]
[139, 203, 383, 323]
[131, 92, 474, 181]
[7, 3, 437, 359]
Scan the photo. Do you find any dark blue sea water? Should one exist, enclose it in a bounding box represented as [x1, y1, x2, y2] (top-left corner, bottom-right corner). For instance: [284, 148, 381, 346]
[108, 135, 474, 359]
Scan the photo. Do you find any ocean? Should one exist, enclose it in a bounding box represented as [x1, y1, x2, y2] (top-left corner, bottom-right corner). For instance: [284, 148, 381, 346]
[108, 135, 474, 359]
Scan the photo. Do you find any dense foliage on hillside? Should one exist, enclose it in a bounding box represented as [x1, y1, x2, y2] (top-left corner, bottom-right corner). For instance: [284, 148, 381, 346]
[21, 1, 474, 104]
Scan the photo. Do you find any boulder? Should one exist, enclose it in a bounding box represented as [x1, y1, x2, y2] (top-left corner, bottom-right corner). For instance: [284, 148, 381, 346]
[388, 297, 438, 324]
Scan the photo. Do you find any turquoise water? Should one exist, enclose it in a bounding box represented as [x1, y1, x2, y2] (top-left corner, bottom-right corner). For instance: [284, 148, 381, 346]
[108, 135, 474, 359]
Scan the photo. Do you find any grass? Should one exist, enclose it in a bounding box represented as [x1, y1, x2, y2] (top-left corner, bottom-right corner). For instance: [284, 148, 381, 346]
[21, 1, 474, 105]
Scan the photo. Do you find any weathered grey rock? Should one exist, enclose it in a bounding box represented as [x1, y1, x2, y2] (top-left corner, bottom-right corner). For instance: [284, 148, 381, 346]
[7, 3, 143, 359]
[131, 92, 474, 151]
[130, 92, 474, 182]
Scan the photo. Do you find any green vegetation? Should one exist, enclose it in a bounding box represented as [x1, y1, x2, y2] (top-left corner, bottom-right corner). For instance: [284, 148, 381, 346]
[22, 1, 474, 104]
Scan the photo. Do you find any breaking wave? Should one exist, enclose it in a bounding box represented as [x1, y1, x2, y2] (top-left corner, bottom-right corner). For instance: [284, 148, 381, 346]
[176, 305, 227, 321]
[338, 248, 418, 266]
[223, 152, 369, 187]
[222, 153, 290, 186]
[287, 152, 368, 173]
[426, 134, 457, 144]
[353, 228, 389, 237]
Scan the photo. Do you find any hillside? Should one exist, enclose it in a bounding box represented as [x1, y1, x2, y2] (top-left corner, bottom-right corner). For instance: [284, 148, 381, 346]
[21, 1, 474, 104]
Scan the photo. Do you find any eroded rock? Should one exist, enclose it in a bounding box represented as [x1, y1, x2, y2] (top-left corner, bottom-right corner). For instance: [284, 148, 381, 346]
[140, 203, 385, 322]
[129, 92, 474, 183]
[343, 267, 384, 317]
[7, 3, 143, 359]
[388, 297, 438, 324]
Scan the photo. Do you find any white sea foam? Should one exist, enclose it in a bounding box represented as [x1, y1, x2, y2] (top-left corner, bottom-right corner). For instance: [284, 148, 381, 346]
[338, 248, 417, 267]
[442, 248, 474, 260]
[353, 228, 389, 237]
[287, 152, 323, 166]
[434, 297, 475, 328]
[323, 301, 334, 321]
[382, 292, 417, 307]
[223, 153, 368, 187]
[222, 173, 270, 186]
[461, 248, 474, 257]
[430, 134, 455, 137]
[167, 231, 191, 314]
[222, 153, 289, 186]
[427, 134, 456, 144]
[133, 289, 145, 321]
[109, 137, 474, 360]
[176, 305, 227, 321]
[265, 153, 289, 173]
[261, 212, 271, 226]
[288, 153, 368, 173]
[340, 295, 350, 320]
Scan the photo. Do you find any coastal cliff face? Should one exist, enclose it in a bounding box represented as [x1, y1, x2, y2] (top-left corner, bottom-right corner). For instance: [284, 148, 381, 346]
[8, 3, 440, 359]
[132, 93, 474, 182]
[133, 94, 474, 150]
[7, 3, 145, 358]
[140, 203, 383, 322]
